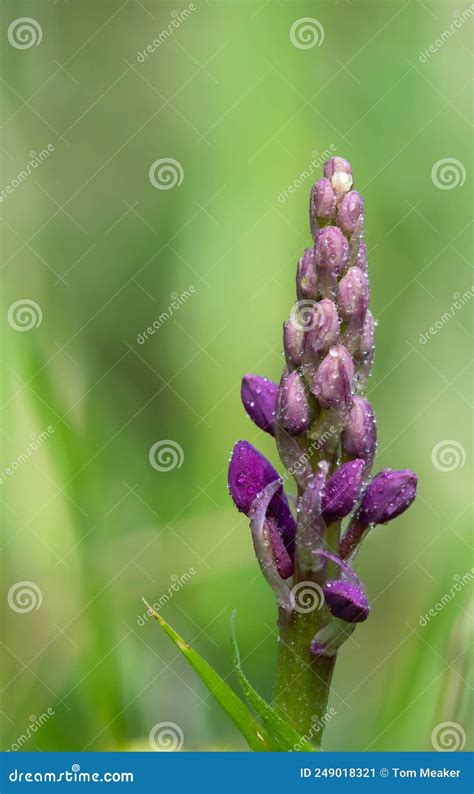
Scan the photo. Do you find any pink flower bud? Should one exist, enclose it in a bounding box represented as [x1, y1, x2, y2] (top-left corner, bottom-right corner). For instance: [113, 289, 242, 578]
[342, 396, 377, 475]
[311, 345, 354, 415]
[324, 157, 352, 180]
[279, 370, 312, 436]
[283, 319, 304, 369]
[338, 266, 370, 346]
[314, 226, 349, 297]
[310, 178, 336, 234]
[296, 248, 317, 300]
[305, 299, 340, 359]
[337, 191, 364, 236]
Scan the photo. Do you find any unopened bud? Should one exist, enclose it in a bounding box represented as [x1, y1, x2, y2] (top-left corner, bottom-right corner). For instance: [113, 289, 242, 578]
[279, 370, 312, 436]
[324, 157, 352, 180]
[304, 299, 340, 360]
[338, 266, 370, 347]
[310, 178, 336, 235]
[337, 191, 364, 236]
[241, 374, 278, 436]
[341, 396, 377, 475]
[323, 580, 370, 623]
[296, 248, 317, 300]
[322, 459, 364, 523]
[313, 226, 349, 297]
[228, 440, 296, 550]
[283, 319, 304, 369]
[359, 468, 418, 527]
[311, 345, 354, 416]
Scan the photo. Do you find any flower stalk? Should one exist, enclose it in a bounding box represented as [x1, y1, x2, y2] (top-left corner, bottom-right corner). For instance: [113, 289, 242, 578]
[228, 156, 418, 747]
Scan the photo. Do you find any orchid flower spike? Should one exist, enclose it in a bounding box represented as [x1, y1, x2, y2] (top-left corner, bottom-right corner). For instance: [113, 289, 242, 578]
[226, 156, 418, 739]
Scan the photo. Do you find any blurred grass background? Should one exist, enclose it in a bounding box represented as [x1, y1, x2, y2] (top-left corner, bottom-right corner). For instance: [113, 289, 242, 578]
[0, 0, 472, 751]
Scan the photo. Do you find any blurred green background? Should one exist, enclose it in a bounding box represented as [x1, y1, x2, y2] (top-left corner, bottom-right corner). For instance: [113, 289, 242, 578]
[1, 0, 472, 752]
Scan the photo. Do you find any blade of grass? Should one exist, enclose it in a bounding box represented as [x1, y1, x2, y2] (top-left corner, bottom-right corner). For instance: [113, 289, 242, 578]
[230, 611, 317, 751]
[142, 599, 272, 751]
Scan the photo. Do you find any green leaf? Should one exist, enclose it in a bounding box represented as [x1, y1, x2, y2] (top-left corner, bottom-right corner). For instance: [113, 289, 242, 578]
[230, 611, 317, 752]
[142, 599, 272, 752]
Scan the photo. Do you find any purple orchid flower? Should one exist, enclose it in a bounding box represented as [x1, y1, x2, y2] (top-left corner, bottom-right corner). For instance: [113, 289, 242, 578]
[228, 440, 295, 577]
[226, 156, 418, 741]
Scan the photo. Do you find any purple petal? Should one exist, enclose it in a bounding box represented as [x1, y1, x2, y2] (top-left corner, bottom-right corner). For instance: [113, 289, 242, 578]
[241, 374, 278, 436]
[304, 298, 340, 360]
[323, 580, 370, 623]
[283, 319, 304, 369]
[228, 441, 296, 550]
[313, 226, 349, 296]
[296, 248, 317, 300]
[278, 370, 312, 437]
[310, 178, 336, 234]
[249, 481, 294, 596]
[337, 191, 364, 236]
[342, 396, 377, 476]
[337, 266, 370, 333]
[311, 345, 354, 415]
[267, 516, 294, 580]
[322, 459, 365, 523]
[359, 468, 418, 526]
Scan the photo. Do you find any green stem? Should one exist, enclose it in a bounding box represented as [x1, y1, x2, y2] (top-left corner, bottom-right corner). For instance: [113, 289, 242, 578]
[272, 607, 336, 747]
